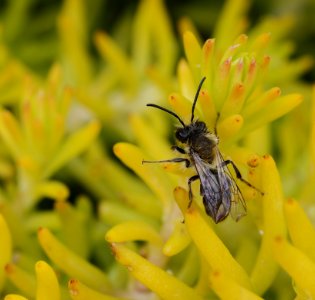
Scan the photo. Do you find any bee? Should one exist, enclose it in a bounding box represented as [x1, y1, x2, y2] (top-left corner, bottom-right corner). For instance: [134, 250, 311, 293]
[143, 77, 263, 223]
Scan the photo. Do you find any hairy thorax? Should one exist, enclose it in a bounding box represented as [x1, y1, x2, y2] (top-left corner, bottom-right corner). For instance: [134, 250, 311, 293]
[189, 132, 218, 164]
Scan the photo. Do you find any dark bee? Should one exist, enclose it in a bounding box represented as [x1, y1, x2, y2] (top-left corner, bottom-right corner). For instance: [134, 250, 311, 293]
[143, 77, 263, 223]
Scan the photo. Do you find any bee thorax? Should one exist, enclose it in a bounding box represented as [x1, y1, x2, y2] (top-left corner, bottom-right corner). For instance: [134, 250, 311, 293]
[190, 134, 217, 163]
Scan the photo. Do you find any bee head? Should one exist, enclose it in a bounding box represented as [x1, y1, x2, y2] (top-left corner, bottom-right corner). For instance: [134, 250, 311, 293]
[147, 77, 207, 143]
[175, 127, 190, 143]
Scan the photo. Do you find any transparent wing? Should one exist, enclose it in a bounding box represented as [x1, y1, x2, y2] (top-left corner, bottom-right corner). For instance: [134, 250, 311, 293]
[191, 151, 230, 222]
[215, 149, 247, 221]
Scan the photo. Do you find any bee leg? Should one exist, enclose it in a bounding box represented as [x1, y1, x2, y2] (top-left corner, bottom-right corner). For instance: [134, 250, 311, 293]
[188, 175, 200, 207]
[223, 160, 264, 195]
[142, 157, 191, 168]
[214, 112, 221, 135]
[171, 145, 186, 154]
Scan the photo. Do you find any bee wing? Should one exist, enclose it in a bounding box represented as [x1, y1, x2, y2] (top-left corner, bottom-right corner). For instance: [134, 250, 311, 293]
[191, 151, 230, 222]
[215, 150, 247, 221]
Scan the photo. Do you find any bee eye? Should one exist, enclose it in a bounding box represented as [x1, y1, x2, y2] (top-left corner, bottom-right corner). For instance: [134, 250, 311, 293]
[176, 128, 189, 142]
[195, 121, 206, 131]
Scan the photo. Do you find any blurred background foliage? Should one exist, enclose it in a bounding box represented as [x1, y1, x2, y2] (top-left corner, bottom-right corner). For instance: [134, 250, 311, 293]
[0, 0, 314, 79]
[0, 0, 312, 198]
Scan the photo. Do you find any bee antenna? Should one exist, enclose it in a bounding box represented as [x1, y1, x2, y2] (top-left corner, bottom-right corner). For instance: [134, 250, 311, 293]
[146, 104, 186, 127]
[191, 77, 206, 123]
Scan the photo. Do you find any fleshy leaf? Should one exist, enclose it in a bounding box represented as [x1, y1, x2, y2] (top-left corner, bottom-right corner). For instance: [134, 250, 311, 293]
[38, 228, 111, 293]
[68, 279, 125, 300]
[209, 270, 263, 300]
[105, 221, 162, 245]
[110, 243, 203, 300]
[250, 155, 286, 294]
[273, 236, 315, 298]
[174, 187, 252, 289]
[163, 221, 191, 256]
[35, 261, 60, 300]
[5, 263, 36, 299]
[284, 198, 315, 262]
[0, 214, 12, 290]
[4, 295, 29, 300]
[113, 142, 174, 205]
[43, 121, 101, 178]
